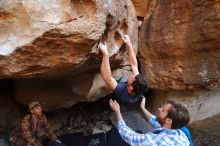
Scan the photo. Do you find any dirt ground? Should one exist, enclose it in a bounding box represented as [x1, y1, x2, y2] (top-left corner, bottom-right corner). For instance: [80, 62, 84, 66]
[189, 114, 220, 146]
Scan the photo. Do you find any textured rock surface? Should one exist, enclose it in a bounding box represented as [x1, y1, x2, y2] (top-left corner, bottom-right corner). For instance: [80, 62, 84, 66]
[0, 0, 138, 78]
[139, 0, 220, 90]
[0, 0, 138, 108]
[189, 114, 220, 146]
[14, 69, 131, 110]
[131, 0, 151, 17]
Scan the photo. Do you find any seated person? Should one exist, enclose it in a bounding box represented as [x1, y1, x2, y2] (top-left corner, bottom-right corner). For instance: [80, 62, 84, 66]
[10, 101, 62, 146]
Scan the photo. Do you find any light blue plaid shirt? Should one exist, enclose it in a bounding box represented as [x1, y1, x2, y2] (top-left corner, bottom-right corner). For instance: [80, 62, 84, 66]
[117, 115, 190, 146]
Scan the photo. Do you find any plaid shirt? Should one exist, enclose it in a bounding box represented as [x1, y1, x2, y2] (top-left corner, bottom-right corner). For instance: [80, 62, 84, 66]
[10, 114, 57, 146]
[117, 115, 190, 146]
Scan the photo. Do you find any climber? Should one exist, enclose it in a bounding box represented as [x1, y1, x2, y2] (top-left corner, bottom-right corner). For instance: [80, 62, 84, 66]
[99, 34, 148, 103]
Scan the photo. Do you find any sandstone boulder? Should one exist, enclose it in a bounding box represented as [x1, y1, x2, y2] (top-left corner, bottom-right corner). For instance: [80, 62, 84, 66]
[0, 0, 138, 78]
[0, 0, 138, 108]
[139, 0, 220, 90]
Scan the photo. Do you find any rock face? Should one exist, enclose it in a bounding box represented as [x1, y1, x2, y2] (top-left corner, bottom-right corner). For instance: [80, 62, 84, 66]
[0, 0, 137, 78]
[189, 114, 220, 146]
[0, 0, 138, 108]
[139, 0, 220, 90]
[131, 0, 151, 17]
